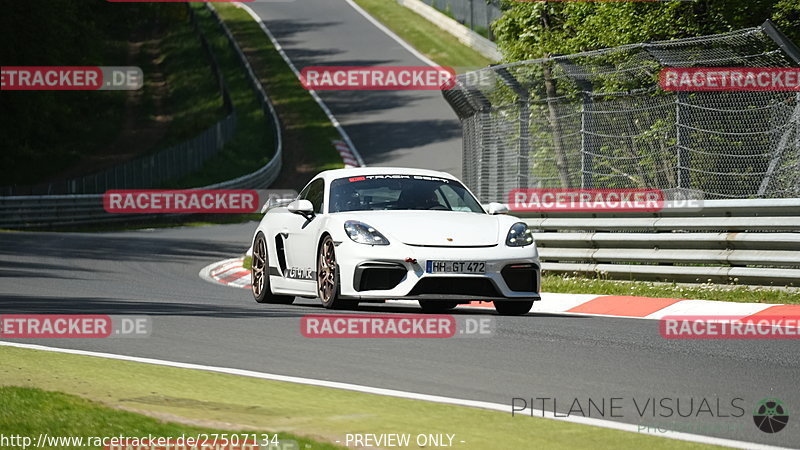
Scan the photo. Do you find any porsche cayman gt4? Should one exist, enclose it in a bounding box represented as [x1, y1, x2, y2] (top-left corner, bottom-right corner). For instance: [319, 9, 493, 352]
[251, 168, 541, 315]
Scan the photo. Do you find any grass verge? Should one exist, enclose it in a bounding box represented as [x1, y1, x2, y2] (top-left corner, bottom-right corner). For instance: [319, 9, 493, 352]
[542, 274, 800, 305]
[160, 4, 277, 189]
[0, 346, 720, 449]
[213, 3, 344, 186]
[151, 10, 227, 149]
[352, 0, 495, 70]
[0, 386, 337, 450]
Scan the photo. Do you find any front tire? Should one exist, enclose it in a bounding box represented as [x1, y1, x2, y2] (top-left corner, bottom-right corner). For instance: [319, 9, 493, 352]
[252, 232, 294, 304]
[317, 235, 358, 310]
[494, 300, 533, 316]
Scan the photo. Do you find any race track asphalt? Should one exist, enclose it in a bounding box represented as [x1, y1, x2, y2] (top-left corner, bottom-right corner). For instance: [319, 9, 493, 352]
[246, 0, 463, 176]
[2, 1, 799, 447]
[1, 225, 798, 448]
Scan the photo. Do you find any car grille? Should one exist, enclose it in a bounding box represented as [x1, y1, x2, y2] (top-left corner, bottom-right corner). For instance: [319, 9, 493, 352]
[501, 264, 538, 292]
[408, 277, 501, 297]
[356, 264, 407, 291]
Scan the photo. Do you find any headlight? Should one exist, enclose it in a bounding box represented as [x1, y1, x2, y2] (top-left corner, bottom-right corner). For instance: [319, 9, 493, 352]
[344, 220, 390, 245]
[506, 222, 533, 247]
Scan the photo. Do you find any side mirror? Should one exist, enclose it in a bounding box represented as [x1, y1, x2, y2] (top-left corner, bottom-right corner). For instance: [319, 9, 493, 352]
[288, 199, 315, 218]
[486, 202, 509, 215]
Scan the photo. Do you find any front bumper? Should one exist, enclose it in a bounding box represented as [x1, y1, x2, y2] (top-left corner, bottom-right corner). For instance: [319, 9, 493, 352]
[335, 239, 541, 302]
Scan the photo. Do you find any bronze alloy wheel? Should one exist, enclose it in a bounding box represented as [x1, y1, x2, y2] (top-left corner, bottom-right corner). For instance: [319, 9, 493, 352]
[252, 233, 294, 304]
[252, 234, 267, 299]
[317, 235, 357, 309]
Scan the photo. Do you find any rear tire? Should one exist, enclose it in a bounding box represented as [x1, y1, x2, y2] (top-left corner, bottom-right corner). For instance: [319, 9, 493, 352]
[252, 232, 294, 304]
[317, 235, 358, 310]
[419, 300, 459, 313]
[494, 300, 533, 316]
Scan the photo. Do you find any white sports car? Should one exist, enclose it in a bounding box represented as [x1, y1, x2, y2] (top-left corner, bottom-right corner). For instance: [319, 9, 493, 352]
[250, 168, 540, 315]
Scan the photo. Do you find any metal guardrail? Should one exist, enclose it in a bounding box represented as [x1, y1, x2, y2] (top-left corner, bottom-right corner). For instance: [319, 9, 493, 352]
[0, 4, 282, 229]
[517, 199, 800, 286]
[202, 3, 282, 191]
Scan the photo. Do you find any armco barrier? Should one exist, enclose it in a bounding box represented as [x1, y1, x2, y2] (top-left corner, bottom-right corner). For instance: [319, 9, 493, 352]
[397, 0, 501, 61]
[518, 198, 800, 286]
[0, 4, 283, 229]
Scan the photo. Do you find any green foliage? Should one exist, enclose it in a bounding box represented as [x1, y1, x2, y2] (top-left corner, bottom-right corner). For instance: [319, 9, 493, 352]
[543, 274, 799, 304]
[494, 0, 800, 61]
[0, 0, 189, 187]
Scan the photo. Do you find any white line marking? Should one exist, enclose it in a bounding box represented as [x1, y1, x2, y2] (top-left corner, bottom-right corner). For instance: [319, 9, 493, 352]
[343, 0, 439, 68]
[0, 341, 787, 450]
[233, 2, 365, 167]
[645, 300, 772, 319]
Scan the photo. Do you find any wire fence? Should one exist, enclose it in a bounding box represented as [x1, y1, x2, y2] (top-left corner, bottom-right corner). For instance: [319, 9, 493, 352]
[443, 22, 800, 203]
[418, 0, 502, 39]
[1, 5, 237, 196]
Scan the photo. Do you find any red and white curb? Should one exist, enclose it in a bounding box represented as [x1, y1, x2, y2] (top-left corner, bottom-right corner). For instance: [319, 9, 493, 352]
[199, 257, 800, 320]
[200, 257, 251, 290]
[334, 140, 360, 168]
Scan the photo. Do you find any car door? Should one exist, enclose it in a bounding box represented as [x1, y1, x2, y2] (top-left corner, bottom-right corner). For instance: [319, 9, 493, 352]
[283, 178, 326, 287]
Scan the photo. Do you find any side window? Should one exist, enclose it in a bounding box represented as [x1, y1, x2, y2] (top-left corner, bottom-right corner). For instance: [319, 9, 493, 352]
[302, 179, 325, 213]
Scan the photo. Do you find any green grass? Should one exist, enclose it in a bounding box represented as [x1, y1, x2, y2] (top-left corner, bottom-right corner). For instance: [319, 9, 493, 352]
[150, 10, 227, 148]
[165, 2, 345, 189]
[0, 386, 338, 450]
[213, 3, 344, 176]
[160, 4, 278, 189]
[242, 255, 253, 271]
[352, 0, 495, 70]
[0, 346, 720, 450]
[543, 273, 800, 305]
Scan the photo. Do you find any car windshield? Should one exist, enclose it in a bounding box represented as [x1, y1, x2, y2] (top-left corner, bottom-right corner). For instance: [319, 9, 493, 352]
[329, 175, 484, 213]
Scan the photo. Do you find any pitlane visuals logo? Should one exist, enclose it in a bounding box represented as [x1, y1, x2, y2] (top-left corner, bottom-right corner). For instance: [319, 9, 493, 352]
[753, 398, 789, 433]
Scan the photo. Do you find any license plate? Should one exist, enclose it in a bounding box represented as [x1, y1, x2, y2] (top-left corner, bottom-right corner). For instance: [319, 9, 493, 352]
[426, 260, 485, 274]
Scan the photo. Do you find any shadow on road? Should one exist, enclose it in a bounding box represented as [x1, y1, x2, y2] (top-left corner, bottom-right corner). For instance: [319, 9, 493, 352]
[0, 295, 304, 319]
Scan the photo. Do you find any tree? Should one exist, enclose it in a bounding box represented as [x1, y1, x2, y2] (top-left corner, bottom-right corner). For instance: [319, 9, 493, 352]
[493, 0, 800, 62]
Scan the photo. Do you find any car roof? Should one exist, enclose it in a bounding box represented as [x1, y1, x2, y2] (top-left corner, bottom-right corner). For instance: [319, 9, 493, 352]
[316, 167, 458, 182]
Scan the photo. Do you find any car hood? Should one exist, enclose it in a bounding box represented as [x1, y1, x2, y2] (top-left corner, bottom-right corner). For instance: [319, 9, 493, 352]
[338, 211, 501, 247]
